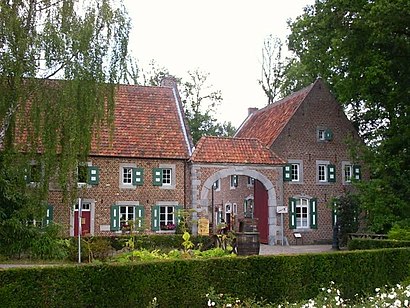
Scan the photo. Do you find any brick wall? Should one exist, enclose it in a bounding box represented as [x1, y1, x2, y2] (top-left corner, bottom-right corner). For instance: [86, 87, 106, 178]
[48, 156, 189, 236]
[272, 82, 362, 244]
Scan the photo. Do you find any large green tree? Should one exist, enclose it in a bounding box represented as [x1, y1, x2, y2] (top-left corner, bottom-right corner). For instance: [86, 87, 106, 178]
[0, 0, 130, 243]
[285, 0, 410, 232]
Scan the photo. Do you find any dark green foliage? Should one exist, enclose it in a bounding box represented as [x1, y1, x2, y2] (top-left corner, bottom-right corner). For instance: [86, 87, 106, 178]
[388, 223, 410, 241]
[348, 238, 410, 250]
[332, 195, 360, 246]
[1, 249, 409, 307]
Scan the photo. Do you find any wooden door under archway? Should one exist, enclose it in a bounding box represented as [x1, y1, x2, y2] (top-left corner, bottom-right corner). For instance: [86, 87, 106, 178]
[254, 179, 268, 243]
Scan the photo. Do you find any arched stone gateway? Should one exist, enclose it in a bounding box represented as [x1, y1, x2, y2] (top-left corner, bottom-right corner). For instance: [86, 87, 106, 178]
[189, 137, 285, 244]
[190, 165, 283, 245]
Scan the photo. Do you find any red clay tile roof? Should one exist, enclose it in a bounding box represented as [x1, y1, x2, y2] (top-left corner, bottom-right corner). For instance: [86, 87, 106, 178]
[190, 136, 285, 165]
[91, 84, 192, 159]
[235, 80, 317, 148]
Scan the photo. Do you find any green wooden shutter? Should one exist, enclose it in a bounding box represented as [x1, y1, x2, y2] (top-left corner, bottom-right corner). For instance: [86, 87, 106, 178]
[43, 204, 54, 226]
[288, 198, 297, 229]
[110, 205, 120, 231]
[310, 198, 318, 229]
[132, 168, 144, 186]
[353, 165, 361, 180]
[151, 205, 160, 231]
[324, 129, 333, 141]
[283, 164, 292, 181]
[328, 164, 336, 182]
[175, 205, 183, 226]
[152, 168, 163, 186]
[87, 166, 99, 185]
[134, 205, 145, 229]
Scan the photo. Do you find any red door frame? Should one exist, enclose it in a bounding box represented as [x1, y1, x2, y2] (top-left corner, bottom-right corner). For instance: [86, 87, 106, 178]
[254, 180, 269, 244]
[74, 203, 91, 236]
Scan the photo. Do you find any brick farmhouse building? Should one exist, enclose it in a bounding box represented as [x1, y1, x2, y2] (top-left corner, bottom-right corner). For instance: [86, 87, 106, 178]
[38, 77, 362, 245]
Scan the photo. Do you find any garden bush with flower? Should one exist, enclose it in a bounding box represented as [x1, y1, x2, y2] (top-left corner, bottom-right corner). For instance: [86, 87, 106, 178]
[204, 281, 410, 307]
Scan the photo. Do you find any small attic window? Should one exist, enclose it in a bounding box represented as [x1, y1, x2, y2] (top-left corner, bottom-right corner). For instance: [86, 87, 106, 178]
[318, 129, 326, 141]
[317, 128, 333, 142]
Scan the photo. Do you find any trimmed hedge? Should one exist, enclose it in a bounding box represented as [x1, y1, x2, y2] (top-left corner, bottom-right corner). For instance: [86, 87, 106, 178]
[1, 248, 409, 307]
[348, 238, 410, 250]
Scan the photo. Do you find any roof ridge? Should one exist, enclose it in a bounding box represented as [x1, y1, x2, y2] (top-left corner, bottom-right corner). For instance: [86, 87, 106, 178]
[256, 81, 316, 114]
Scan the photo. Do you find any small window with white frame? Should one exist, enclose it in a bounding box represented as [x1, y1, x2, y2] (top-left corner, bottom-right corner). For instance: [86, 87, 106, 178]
[318, 129, 326, 141]
[122, 167, 133, 185]
[296, 198, 309, 228]
[160, 206, 175, 230]
[213, 179, 221, 191]
[291, 163, 300, 181]
[162, 168, 172, 186]
[247, 176, 254, 186]
[285, 160, 303, 183]
[318, 164, 327, 182]
[342, 161, 353, 184]
[230, 175, 238, 189]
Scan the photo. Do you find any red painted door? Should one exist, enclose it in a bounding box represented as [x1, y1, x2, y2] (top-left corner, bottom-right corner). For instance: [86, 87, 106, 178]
[254, 180, 269, 244]
[74, 202, 91, 236]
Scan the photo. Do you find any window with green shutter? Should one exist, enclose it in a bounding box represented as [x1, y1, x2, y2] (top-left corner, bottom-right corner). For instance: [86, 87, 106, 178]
[309, 198, 318, 229]
[327, 164, 336, 182]
[283, 164, 292, 181]
[288, 198, 297, 229]
[152, 168, 163, 186]
[110, 205, 120, 231]
[353, 165, 361, 180]
[132, 168, 144, 186]
[87, 166, 99, 185]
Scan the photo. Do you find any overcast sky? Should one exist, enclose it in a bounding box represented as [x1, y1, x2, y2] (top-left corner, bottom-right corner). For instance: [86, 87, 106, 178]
[123, 0, 315, 128]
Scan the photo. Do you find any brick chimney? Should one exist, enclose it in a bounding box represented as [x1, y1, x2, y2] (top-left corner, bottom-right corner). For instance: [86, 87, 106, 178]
[248, 107, 258, 116]
[160, 76, 178, 89]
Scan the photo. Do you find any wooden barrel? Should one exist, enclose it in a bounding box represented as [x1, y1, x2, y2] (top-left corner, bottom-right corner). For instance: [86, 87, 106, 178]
[239, 218, 259, 232]
[236, 232, 260, 256]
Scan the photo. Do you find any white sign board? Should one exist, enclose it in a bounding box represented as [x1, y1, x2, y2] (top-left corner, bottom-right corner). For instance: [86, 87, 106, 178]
[276, 206, 288, 214]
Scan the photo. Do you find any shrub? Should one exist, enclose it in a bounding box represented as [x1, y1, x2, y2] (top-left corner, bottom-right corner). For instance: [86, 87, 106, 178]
[388, 224, 410, 241]
[348, 238, 410, 250]
[1, 248, 409, 307]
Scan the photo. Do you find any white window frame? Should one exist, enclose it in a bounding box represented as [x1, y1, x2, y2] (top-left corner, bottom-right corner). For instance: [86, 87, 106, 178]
[119, 163, 137, 189]
[288, 159, 303, 183]
[295, 198, 309, 229]
[213, 179, 221, 191]
[115, 201, 141, 233]
[159, 164, 176, 190]
[230, 175, 238, 189]
[247, 176, 254, 187]
[77, 162, 92, 188]
[318, 129, 326, 141]
[316, 160, 329, 184]
[157, 201, 178, 230]
[342, 161, 353, 184]
[162, 168, 172, 186]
